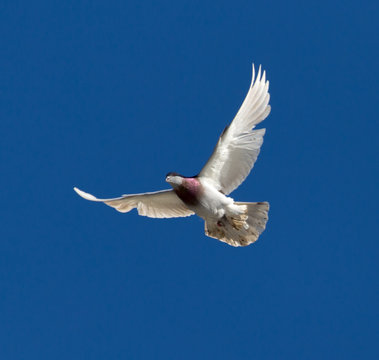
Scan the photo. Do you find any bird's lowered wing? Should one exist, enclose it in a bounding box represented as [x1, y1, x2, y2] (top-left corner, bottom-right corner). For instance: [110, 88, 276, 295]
[199, 65, 271, 195]
[74, 187, 194, 218]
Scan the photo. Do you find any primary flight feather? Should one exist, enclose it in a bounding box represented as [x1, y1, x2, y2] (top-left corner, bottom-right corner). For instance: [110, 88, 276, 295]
[74, 64, 271, 247]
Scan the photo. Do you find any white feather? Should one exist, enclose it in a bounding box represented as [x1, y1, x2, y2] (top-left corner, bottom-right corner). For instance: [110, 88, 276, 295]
[199, 64, 271, 195]
[73, 187, 194, 218]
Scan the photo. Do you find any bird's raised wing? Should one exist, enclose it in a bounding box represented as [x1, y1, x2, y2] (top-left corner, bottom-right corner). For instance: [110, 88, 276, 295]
[74, 187, 194, 218]
[199, 65, 271, 195]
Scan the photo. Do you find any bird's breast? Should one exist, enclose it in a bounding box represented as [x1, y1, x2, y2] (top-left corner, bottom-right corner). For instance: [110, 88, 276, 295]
[174, 178, 203, 206]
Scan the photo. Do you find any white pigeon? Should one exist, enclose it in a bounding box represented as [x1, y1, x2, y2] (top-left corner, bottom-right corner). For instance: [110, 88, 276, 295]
[74, 64, 271, 247]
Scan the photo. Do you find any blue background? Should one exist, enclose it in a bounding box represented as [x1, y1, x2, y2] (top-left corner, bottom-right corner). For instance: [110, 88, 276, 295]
[1, 1, 378, 359]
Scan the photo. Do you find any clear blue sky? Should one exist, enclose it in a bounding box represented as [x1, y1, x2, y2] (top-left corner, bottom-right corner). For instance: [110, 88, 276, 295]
[1, 1, 378, 359]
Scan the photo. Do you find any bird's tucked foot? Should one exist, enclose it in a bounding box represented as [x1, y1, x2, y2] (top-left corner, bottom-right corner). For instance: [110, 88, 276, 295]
[229, 215, 249, 230]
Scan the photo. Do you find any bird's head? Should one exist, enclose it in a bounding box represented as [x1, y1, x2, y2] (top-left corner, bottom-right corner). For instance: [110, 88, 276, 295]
[165, 172, 184, 187]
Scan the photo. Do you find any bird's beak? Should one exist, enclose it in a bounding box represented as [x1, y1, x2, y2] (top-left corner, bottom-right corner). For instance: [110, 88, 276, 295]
[166, 175, 182, 186]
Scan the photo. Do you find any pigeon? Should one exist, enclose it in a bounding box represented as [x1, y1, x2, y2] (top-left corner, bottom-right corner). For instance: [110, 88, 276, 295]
[74, 64, 271, 247]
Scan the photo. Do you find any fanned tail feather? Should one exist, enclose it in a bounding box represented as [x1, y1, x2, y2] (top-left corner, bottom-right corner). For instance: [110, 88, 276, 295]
[204, 202, 269, 247]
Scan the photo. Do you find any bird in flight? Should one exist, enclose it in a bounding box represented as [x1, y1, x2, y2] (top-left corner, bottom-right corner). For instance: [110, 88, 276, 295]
[74, 64, 271, 247]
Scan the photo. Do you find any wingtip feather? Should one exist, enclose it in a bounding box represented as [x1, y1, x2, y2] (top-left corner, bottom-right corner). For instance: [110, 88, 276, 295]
[73, 187, 99, 201]
[250, 63, 255, 87]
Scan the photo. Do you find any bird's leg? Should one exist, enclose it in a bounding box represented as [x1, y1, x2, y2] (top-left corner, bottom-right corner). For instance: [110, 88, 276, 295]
[227, 204, 249, 230]
[229, 213, 249, 230]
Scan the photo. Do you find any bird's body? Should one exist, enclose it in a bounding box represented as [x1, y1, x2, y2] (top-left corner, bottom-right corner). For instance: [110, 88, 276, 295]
[171, 176, 234, 219]
[164, 174, 268, 246]
[74, 64, 271, 247]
